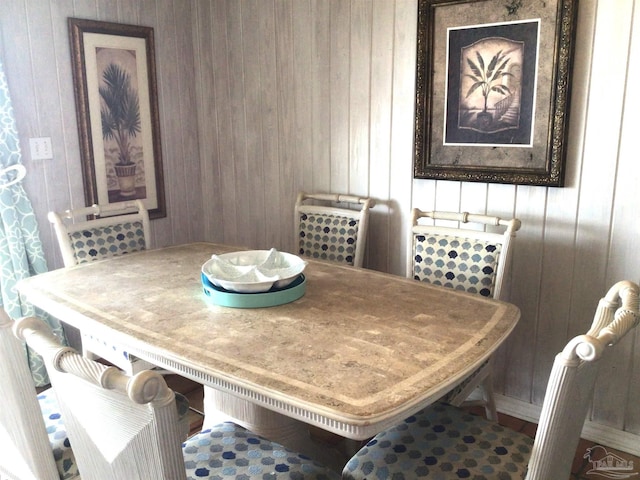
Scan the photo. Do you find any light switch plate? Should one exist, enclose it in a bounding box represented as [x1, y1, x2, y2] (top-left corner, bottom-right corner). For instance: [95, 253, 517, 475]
[29, 137, 53, 160]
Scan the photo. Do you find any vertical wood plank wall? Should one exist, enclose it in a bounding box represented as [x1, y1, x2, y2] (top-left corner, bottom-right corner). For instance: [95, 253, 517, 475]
[1, 0, 639, 451]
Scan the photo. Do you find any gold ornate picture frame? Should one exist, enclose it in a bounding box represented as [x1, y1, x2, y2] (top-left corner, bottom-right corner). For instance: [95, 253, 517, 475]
[414, 0, 579, 186]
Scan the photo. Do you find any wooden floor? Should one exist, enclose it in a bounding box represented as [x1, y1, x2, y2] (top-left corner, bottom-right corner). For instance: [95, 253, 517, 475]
[168, 375, 640, 479]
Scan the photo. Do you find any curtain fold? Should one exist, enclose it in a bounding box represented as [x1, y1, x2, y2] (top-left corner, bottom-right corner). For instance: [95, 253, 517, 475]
[0, 53, 65, 386]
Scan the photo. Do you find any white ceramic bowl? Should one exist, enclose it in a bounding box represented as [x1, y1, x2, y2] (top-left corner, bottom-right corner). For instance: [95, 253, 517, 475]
[202, 249, 307, 293]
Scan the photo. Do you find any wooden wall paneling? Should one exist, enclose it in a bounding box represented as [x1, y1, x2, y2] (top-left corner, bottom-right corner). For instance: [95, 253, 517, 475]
[387, 0, 417, 277]
[348, 0, 371, 198]
[526, 0, 597, 404]
[292, 0, 314, 197]
[223, 0, 251, 249]
[51, 1, 86, 213]
[0, 1, 52, 266]
[620, 0, 640, 435]
[459, 183, 488, 218]
[367, 0, 394, 273]
[97, 0, 118, 20]
[309, 0, 332, 196]
[154, 0, 183, 245]
[433, 181, 461, 213]
[41, 0, 82, 264]
[597, 0, 640, 431]
[329, 0, 350, 193]
[241, 1, 268, 249]
[499, 186, 545, 402]
[571, 0, 633, 430]
[24, 1, 73, 268]
[274, 0, 296, 252]
[482, 183, 518, 393]
[118, 0, 138, 24]
[256, 0, 283, 251]
[137, 0, 167, 248]
[71, 0, 99, 19]
[173, 0, 202, 244]
[193, 0, 223, 244]
[210, 0, 238, 244]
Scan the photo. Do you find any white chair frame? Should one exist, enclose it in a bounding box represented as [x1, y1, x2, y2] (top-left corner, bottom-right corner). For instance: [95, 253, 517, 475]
[295, 192, 374, 268]
[14, 317, 340, 480]
[408, 209, 522, 420]
[343, 280, 640, 480]
[48, 199, 151, 268]
[0, 309, 77, 480]
[48, 200, 154, 374]
[408, 209, 521, 300]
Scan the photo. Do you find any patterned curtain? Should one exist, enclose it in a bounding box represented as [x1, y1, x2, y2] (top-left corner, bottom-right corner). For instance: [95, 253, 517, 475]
[0, 54, 65, 386]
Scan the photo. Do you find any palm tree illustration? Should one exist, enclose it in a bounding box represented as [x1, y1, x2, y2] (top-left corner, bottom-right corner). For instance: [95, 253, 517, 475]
[99, 63, 141, 166]
[465, 49, 513, 118]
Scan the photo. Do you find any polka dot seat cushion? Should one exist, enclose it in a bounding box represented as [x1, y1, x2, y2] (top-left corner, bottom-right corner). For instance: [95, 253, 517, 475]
[183, 422, 340, 479]
[343, 402, 533, 480]
[412, 234, 503, 297]
[298, 212, 359, 265]
[68, 220, 146, 264]
[38, 389, 79, 479]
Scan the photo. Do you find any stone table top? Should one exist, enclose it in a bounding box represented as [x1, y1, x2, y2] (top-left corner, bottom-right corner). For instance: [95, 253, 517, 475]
[18, 242, 520, 438]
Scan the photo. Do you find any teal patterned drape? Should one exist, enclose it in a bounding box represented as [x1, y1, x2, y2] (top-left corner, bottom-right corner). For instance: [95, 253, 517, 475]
[0, 53, 65, 386]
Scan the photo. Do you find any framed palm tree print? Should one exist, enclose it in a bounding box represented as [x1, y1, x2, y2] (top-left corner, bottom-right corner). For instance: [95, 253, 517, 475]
[414, 0, 579, 186]
[68, 18, 166, 218]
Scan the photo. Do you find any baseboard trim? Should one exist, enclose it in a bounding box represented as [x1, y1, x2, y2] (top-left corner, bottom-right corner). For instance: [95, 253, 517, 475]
[495, 394, 640, 457]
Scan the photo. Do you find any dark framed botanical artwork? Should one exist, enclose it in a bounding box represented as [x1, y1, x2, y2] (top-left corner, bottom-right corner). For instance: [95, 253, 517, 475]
[68, 18, 166, 218]
[414, 0, 579, 186]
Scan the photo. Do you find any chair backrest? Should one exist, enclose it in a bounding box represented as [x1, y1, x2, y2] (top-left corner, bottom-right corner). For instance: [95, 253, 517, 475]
[14, 316, 188, 480]
[295, 192, 374, 268]
[48, 200, 151, 267]
[0, 308, 60, 480]
[409, 209, 521, 299]
[526, 280, 639, 479]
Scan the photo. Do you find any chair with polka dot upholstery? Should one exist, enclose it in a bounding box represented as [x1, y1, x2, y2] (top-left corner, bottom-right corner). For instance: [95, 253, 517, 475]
[0, 308, 79, 480]
[295, 192, 375, 268]
[15, 316, 340, 480]
[48, 200, 156, 375]
[408, 209, 521, 421]
[343, 280, 639, 480]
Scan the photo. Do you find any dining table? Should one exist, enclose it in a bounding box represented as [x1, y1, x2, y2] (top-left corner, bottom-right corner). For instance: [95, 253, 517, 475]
[17, 242, 520, 466]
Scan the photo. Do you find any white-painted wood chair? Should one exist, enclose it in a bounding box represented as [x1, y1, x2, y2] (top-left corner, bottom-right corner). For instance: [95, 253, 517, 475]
[47, 200, 155, 374]
[48, 200, 150, 268]
[295, 192, 374, 268]
[344, 280, 640, 480]
[14, 316, 340, 480]
[0, 308, 79, 480]
[409, 209, 522, 421]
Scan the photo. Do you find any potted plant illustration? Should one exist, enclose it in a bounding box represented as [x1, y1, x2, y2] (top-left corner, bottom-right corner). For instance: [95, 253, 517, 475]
[465, 49, 513, 130]
[100, 63, 141, 197]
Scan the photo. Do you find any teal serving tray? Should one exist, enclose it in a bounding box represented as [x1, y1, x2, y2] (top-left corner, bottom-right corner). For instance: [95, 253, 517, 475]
[202, 273, 305, 308]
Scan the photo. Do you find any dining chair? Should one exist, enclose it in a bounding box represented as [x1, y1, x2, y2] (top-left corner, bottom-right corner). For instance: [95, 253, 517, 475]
[14, 316, 341, 480]
[0, 308, 79, 480]
[295, 192, 374, 268]
[409, 209, 522, 420]
[48, 199, 155, 374]
[343, 280, 640, 480]
[48, 199, 150, 268]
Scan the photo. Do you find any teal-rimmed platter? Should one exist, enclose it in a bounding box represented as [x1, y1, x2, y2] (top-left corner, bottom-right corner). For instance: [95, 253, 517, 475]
[202, 273, 305, 308]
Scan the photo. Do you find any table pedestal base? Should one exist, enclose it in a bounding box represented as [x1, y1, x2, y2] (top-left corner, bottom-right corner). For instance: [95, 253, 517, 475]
[202, 387, 350, 471]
